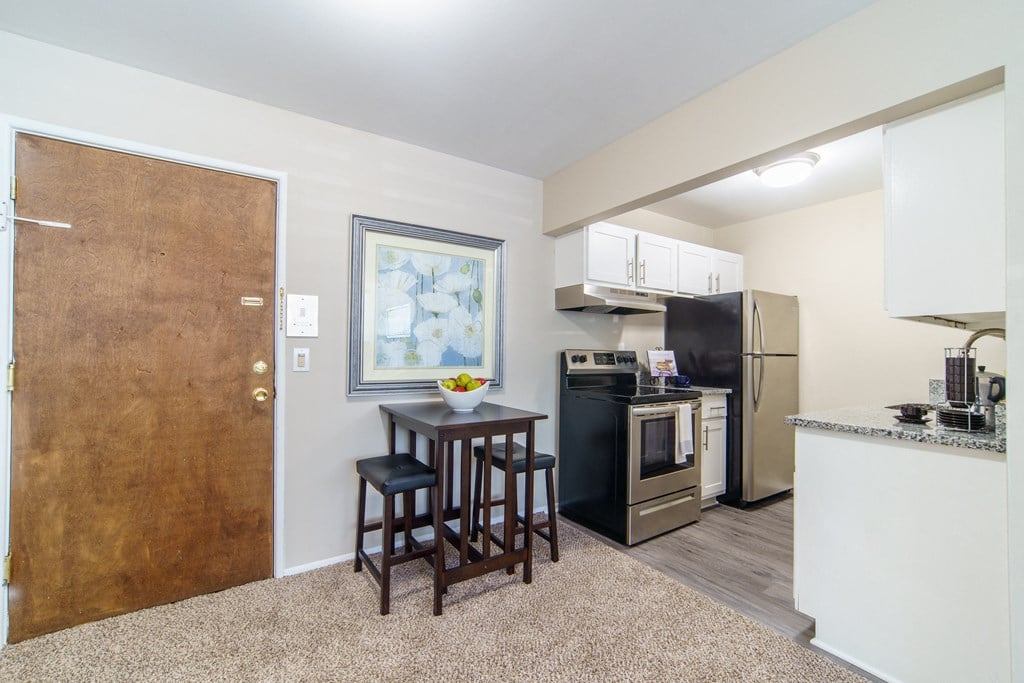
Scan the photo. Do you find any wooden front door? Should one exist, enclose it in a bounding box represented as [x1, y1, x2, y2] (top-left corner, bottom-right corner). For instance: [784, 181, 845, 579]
[7, 134, 277, 642]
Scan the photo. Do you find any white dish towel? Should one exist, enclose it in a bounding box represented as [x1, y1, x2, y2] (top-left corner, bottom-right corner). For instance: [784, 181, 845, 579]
[677, 403, 694, 463]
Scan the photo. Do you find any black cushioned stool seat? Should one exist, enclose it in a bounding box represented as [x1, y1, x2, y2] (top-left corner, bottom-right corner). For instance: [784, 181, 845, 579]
[357, 454, 437, 496]
[470, 442, 559, 562]
[354, 453, 438, 615]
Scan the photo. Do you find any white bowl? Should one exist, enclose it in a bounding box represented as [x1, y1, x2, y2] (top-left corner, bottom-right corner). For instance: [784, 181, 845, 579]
[437, 379, 489, 412]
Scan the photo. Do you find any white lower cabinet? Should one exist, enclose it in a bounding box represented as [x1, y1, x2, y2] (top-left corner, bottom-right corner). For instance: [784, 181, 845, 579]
[700, 394, 727, 505]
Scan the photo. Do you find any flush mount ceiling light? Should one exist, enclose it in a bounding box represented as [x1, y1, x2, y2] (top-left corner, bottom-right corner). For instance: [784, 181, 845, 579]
[753, 152, 821, 187]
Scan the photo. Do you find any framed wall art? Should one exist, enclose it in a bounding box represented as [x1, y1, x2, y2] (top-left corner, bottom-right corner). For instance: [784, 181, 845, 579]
[348, 215, 506, 395]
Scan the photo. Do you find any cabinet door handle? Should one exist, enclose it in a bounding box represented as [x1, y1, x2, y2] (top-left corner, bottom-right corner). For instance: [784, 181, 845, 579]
[627, 259, 634, 283]
[640, 260, 647, 284]
[715, 273, 721, 293]
[707, 272, 712, 294]
[702, 424, 708, 450]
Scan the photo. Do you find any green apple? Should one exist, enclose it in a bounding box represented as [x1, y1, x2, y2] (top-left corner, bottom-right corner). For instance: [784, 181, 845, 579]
[456, 372, 472, 387]
[466, 379, 481, 391]
[441, 378, 457, 391]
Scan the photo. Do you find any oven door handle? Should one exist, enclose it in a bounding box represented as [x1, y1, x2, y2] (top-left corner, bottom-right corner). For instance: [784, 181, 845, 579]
[631, 401, 700, 418]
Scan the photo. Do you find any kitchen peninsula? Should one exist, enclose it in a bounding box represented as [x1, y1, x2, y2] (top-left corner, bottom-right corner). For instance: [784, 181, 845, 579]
[787, 407, 1009, 682]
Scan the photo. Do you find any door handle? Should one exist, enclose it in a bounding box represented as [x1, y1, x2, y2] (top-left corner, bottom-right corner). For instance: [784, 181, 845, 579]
[707, 272, 712, 294]
[752, 297, 766, 357]
[627, 259, 634, 283]
[702, 425, 708, 450]
[252, 387, 270, 402]
[715, 273, 721, 293]
[753, 356, 765, 412]
[640, 260, 647, 284]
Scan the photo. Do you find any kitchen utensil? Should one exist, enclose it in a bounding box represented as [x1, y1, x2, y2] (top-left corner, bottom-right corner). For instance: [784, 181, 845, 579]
[976, 366, 1005, 404]
[899, 403, 929, 419]
[936, 406, 988, 431]
[944, 347, 976, 407]
[894, 415, 931, 425]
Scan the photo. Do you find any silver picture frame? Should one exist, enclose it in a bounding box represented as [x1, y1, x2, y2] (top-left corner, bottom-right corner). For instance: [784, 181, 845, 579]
[348, 214, 506, 395]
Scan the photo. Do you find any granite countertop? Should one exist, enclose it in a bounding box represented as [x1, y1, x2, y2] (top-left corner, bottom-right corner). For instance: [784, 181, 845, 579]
[692, 386, 731, 395]
[785, 406, 1005, 453]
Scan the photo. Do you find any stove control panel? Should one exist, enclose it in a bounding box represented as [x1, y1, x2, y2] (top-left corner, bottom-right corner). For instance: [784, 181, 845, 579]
[563, 349, 639, 373]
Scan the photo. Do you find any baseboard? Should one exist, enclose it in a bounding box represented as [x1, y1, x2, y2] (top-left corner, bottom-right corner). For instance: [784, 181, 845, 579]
[809, 637, 898, 682]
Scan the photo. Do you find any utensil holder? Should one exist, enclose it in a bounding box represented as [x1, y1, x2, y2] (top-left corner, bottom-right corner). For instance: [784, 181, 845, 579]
[944, 347, 976, 408]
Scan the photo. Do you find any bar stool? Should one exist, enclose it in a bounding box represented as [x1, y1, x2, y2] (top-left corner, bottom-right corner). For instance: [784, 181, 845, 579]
[470, 442, 559, 562]
[354, 453, 438, 615]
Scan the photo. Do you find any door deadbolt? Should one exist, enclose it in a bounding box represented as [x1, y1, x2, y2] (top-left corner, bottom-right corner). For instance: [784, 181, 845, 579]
[252, 387, 270, 402]
[253, 360, 269, 375]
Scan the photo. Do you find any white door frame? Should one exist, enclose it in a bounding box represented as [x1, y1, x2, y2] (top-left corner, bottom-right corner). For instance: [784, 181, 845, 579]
[0, 116, 289, 646]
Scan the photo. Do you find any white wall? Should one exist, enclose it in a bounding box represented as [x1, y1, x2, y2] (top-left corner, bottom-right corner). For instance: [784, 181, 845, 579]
[0, 31, 633, 576]
[714, 191, 1006, 412]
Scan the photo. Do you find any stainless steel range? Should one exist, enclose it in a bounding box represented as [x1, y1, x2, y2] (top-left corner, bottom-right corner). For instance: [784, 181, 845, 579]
[557, 349, 703, 545]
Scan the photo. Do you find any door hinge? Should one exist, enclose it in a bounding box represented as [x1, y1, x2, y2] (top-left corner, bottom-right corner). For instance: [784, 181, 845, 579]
[9, 175, 16, 201]
[1, 554, 10, 585]
[7, 360, 15, 392]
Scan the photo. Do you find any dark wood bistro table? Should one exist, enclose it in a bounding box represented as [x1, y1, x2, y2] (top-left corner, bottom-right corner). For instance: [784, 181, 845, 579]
[379, 400, 548, 615]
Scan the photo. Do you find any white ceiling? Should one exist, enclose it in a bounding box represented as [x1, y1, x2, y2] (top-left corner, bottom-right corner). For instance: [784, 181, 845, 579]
[645, 127, 884, 228]
[0, 0, 878, 181]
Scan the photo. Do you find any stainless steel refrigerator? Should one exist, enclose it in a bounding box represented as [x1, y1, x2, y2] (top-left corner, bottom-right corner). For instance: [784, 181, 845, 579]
[664, 290, 799, 506]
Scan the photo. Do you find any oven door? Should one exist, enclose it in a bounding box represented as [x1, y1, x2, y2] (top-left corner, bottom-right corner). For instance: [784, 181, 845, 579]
[628, 400, 702, 504]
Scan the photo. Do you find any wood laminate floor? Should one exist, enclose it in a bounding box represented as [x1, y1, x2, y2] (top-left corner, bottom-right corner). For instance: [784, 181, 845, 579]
[560, 494, 881, 681]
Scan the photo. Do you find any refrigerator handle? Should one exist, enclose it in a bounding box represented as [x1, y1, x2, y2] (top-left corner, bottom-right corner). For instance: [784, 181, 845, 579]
[753, 296, 766, 356]
[753, 355, 765, 411]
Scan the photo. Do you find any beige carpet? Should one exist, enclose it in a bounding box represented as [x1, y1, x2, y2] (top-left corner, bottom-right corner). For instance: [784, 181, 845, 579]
[0, 523, 863, 682]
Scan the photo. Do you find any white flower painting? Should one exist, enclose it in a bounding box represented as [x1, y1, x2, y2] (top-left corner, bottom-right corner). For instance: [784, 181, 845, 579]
[374, 244, 486, 369]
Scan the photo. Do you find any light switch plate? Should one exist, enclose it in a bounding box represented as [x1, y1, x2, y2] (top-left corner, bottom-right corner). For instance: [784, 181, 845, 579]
[286, 294, 318, 337]
[292, 347, 310, 372]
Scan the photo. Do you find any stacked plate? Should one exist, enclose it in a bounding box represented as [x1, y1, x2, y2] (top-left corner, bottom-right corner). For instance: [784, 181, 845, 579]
[936, 407, 987, 431]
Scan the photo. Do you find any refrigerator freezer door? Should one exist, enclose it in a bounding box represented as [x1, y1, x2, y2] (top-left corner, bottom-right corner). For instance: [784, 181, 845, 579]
[742, 355, 799, 502]
[664, 292, 743, 389]
[744, 290, 799, 356]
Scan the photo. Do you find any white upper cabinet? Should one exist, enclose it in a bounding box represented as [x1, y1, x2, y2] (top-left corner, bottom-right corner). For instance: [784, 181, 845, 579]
[711, 250, 743, 294]
[582, 222, 677, 293]
[635, 232, 677, 292]
[883, 87, 1005, 328]
[677, 242, 713, 295]
[585, 222, 637, 287]
[677, 244, 743, 295]
[554, 222, 743, 301]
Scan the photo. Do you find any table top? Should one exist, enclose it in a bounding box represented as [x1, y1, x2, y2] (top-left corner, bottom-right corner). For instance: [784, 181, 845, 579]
[380, 397, 548, 440]
[380, 397, 548, 423]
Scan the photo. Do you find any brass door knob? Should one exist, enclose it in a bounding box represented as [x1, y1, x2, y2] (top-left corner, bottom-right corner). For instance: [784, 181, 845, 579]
[252, 387, 270, 402]
[253, 360, 269, 375]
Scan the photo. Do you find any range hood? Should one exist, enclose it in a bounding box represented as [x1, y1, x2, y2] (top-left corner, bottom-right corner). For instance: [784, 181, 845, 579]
[555, 284, 666, 315]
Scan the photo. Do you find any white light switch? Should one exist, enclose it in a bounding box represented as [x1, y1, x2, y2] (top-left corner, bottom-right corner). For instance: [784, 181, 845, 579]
[286, 294, 318, 337]
[293, 347, 310, 372]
